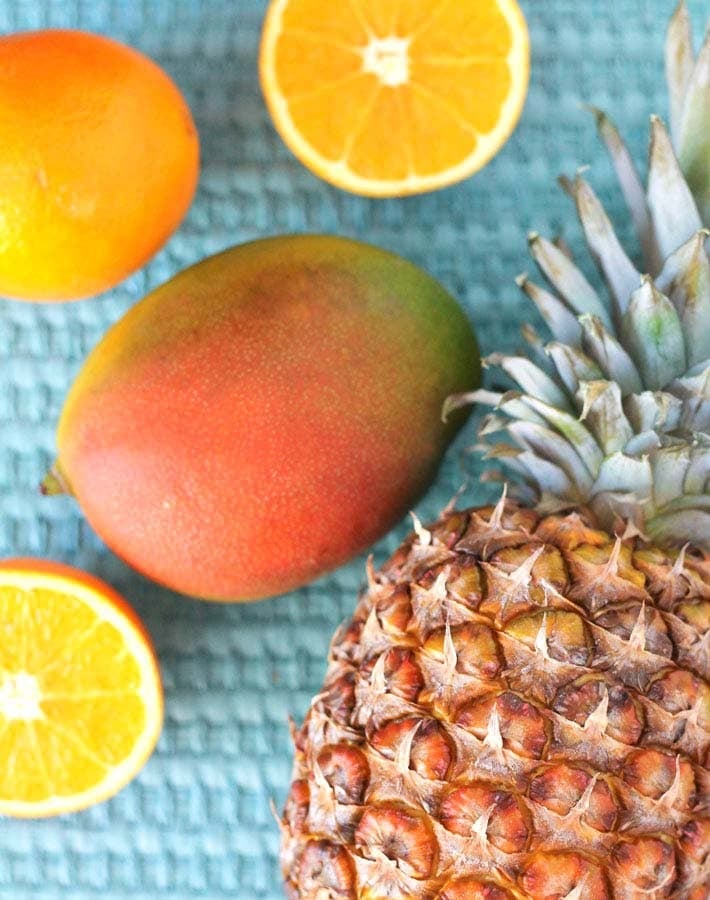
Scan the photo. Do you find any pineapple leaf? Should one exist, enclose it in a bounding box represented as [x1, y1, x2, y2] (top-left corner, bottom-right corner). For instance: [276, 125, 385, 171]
[649, 508, 710, 551]
[517, 274, 583, 345]
[528, 233, 612, 327]
[650, 442, 695, 508]
[647, 116, 703, 259]
[685, 440, 710, 494]
[577, 380, 634, 455]
[571, 176, 641, 322]
[625, 431, 663, 455]
[665, 1, 695, 146]
[671, 366, 710, 432]
[591, 451, 652, 497]
[579, 314, 644, 395]
[654, 493, 710, 515]
[516, 451, 578, 499]
[589, 106, 659, 273]
[484, 354, 572, 410]
[655, 230, 710, 366]
[521, 323, 554, 373]
[507, 420, 595, 493]
[488, 389, 550, 425]
[623, 391, 683, 434]
[678, 28, 710, 223]
[621, 279, 687, 389]
[648, 469, 710, 549]
[466, 6, 709, 549]
[546, 342, 604, 396]
[478, 412, 510, 436]
[443, 389, 547, 426]
[519, 395, 604, 476]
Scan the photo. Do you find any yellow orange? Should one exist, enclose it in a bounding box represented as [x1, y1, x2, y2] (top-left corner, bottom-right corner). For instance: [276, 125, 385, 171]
[260, 0, 529, 197]
[0, 30, 199, 301]
[0, 559, 163, 817]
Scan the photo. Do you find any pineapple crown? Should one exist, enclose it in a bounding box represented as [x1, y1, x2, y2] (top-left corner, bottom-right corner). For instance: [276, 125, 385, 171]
[447, 3, 709, 551]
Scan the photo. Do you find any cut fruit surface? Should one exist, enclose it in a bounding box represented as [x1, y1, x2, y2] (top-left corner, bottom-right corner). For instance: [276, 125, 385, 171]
[0, 560, 162, 817]
[260, 0, 529, 197]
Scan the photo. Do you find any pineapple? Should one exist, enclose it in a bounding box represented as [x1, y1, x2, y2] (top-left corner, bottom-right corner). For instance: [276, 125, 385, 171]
[280, 5, 710, 898]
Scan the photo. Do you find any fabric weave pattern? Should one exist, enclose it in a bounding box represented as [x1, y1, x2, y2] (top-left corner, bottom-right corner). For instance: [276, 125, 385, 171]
[0, 1, 703, 896]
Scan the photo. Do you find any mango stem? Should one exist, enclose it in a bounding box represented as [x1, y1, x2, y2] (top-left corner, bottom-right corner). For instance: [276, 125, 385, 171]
[40, 463, 72, 496]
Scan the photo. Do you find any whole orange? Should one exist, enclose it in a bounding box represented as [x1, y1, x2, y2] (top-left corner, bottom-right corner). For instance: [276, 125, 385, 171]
[0, 30, 200, 302]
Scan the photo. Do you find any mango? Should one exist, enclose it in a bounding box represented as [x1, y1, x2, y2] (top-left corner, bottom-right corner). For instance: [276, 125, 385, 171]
[44, 236, 479, 600]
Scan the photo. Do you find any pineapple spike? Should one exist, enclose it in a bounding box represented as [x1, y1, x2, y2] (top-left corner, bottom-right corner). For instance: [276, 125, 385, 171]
[489, 482, 509, 527]
[670, 543, 688, 577]
[534, 612, 550, 659]
[394, 719, 419, 774]
[365, 555, 377, 590]
[442, 620, 457, 680]
[410, 512, 431, 547]
[440, 479, 471, 516]
[603, 535, 623, 577]
[508, 544, 545, 587]
[483, 704, 504, 755]
[562, 882, 586, 900]
[620, 518, 649, 542]
[658, 755, 685, 810]
[583, 686, 610, 739]
[628, 600, 648, 653]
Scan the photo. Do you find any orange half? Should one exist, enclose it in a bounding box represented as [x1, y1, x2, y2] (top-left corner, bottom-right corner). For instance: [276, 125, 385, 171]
[260, 0, 530, 197]
[0, 559, 163, 817]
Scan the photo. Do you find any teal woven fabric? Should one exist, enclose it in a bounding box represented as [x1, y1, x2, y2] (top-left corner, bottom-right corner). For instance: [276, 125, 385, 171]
[0, 1, 705, 896]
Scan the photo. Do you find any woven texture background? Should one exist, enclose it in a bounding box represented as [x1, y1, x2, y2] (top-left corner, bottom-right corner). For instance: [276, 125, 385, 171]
[0, 1, 705, 896]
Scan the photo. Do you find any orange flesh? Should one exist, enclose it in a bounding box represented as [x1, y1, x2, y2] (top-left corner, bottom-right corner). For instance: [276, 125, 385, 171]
[0, 561, 162, 816]
[261, 0, 529, 195]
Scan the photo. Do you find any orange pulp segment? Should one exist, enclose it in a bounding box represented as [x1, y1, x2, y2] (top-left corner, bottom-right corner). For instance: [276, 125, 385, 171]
[0, 559, 163, 817]
[260, 0, 530, 196]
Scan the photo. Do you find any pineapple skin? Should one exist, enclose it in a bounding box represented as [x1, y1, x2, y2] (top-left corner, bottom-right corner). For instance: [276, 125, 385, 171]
[280, 500, 709, 899]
